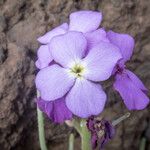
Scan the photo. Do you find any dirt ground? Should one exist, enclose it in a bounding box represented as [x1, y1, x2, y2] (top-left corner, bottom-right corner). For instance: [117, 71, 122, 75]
[0, 0, 150, 150]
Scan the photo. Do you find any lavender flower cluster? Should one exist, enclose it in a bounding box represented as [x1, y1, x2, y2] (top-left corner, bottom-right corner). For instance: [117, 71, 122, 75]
[35, 10, 149, 123]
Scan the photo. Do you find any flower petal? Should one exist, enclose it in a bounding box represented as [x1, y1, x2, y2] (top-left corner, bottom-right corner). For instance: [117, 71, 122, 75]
[107, 31, 134, 63]
[83, 42, 122, 81]
[37, 97, 72, 123]
[35, 65, 75, 101]
[69, 11, 102, 33]
[66, 79, 106, 118]
[85, 28, 109, 49]
[126, 70, 148, 92]
[35, 45, 53, 69]
[37, 23, 68, 44]
[114, 73, 149, 110]
[49, 31, 87, 67]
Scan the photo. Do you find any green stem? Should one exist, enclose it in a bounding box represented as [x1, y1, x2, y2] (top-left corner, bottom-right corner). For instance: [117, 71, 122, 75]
[139, 137, 146, 150]
[80, 119, 92, 150]
[37, 91, 48, 150]
[37, 108, 48, 150]
[68, 133, 74, 150]
[71, 119, 92, 150]
[73, 119, 82, 134]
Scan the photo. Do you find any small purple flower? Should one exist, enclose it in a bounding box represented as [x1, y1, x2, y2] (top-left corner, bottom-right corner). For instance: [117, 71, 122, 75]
[107, 31, 150, 110]
[37, 98, 72, 123]
[35, 31, 121, 118]
[87, 116, 115, 149]
[36, 11, 109, 69]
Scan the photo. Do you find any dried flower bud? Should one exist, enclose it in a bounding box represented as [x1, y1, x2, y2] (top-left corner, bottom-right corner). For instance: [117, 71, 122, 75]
[87, 116, 115, 149]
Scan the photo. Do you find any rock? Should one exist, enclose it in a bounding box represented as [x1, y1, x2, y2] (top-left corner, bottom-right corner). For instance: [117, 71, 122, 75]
[0, 43, 35, 149]
[0, 15, 6, 32]
[0, 46, 7, 64]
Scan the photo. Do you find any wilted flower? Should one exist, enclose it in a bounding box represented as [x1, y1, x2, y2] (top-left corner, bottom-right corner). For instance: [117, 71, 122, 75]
[35, 31, 121, 120]
[87, 116, 115, 149]
[107, 31, 150, 110]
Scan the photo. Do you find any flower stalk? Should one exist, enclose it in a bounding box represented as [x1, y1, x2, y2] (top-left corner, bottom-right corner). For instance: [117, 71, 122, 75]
[37, 91, 48, 150]
[67, 119, 92, 150]
[80, 119, 92, 150]
[73, 119, 82, 134]
[68, 133, 74, 150]
[139, 137, 146, 150]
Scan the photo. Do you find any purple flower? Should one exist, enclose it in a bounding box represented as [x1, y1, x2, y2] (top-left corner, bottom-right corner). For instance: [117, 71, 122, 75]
[36, 10, 109, 69]
[35, 11, 111, 123]
[35, 31, 121, 118]
[107, 31, 149, 110]
[87, 116, 115, 149]
[37, 98, 72, 123]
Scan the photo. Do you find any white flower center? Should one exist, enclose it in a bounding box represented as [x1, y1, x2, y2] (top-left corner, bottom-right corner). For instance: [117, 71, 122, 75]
[68, 60, 87, 78]
[70, 63, 85, 78]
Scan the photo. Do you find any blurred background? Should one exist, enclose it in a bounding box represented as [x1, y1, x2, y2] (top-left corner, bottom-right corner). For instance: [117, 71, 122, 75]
[0, 0, 150, 149]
